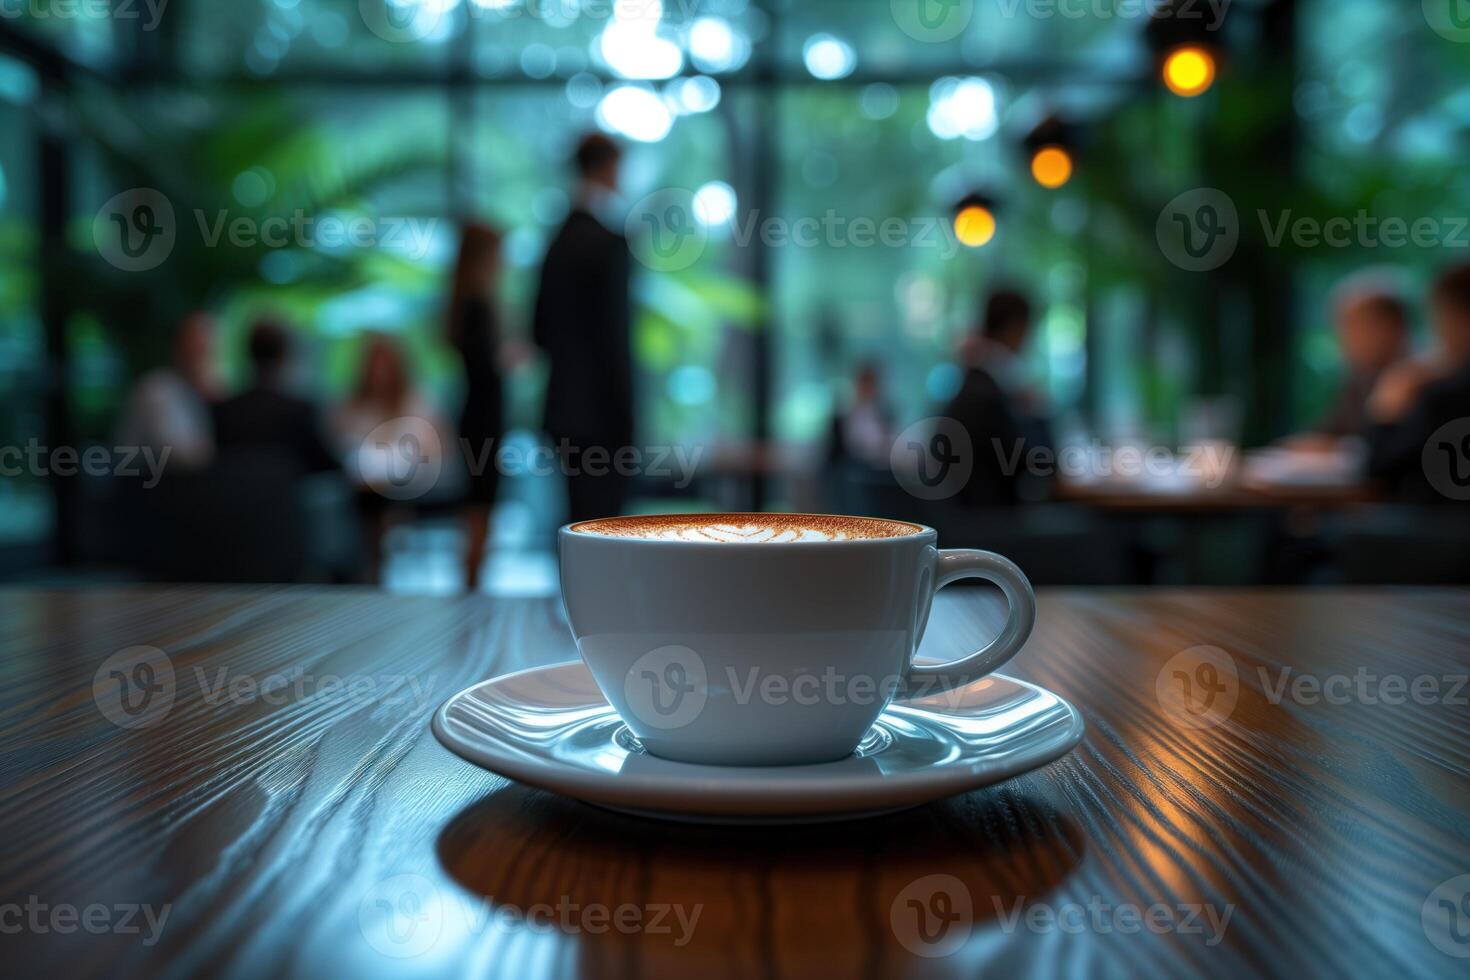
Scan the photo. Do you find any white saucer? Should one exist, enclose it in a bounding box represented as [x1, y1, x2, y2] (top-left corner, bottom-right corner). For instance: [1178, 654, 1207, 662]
[432, 661, 1084, 824]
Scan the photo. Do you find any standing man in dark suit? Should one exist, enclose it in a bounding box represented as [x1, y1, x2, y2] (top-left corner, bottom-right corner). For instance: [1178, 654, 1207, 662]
[533, 134, 635, 524]
[943, 290, 1053, 506]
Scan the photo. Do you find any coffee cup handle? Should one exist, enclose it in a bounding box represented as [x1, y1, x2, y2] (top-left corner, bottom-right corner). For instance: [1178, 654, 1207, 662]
[904, 550, 1036, 696]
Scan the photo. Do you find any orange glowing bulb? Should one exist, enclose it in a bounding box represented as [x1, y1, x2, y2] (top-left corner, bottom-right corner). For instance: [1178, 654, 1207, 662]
[954, 205, 997, 248]
[1030, 146, 1074, 189]
[1163, 45, 1216, 98]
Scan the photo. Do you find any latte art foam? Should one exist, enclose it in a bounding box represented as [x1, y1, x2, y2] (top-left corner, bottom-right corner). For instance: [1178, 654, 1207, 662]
[572, 514, 923, 543]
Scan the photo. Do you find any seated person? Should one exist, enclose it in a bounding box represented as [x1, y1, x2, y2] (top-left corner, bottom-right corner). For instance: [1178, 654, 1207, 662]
[213, 318, 338, 475]
[117, 312, 219, 470]
[829, 362, 894, 470]
[1285, 276, 1410, 451]
[943, 289, 1053, 506]
[1365, 263, 1470, 502]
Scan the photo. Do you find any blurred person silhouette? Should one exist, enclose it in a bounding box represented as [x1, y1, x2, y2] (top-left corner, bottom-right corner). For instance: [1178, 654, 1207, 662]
[448, 222, 506, 592]
[533, 133, 634, 525]
[829, 361, 893, 469]
[943, 289, 1053, 506]
[333, 333, 443, 582]
[213, 318, 338, 475]
[118, 311, 219, 470]
[1284, 275, 1410, 451]
[1365, 263, 1470, 502]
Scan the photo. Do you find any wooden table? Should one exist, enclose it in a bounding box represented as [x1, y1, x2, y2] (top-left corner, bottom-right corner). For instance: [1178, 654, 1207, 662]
[2, 586, 1468, 978]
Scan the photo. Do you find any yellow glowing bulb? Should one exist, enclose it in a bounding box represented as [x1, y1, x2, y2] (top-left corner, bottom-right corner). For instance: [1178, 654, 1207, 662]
[1030, 146, 1073, 189]
[1163, 45, 1216, 98]
[954, 206, 996, 248]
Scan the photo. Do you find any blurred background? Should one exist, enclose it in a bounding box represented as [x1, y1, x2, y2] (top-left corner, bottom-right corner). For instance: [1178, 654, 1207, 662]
[2, 0, 1469, 593]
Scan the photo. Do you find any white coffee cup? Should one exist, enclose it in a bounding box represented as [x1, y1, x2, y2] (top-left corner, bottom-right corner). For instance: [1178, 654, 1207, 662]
[559, 513, 1036, 766]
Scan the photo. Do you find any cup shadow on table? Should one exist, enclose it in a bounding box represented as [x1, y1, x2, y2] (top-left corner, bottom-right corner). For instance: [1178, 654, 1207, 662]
[436, 783, 1085, 972]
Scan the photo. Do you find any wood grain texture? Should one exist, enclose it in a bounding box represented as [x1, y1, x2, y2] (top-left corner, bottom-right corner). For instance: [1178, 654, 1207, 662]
[0, 586, 1467, 979]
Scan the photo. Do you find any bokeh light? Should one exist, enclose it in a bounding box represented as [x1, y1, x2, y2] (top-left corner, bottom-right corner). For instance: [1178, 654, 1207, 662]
[1163, 46, 1216, 98]
[596, 85, 673, 142]
[927, 77, 998, 141]
[1030, 146, 1073, 189]
[953, 205, 996, 248]
[803, 34, 856, 81]
[688, 17, 750, 74]
[694, 181, 737, 226]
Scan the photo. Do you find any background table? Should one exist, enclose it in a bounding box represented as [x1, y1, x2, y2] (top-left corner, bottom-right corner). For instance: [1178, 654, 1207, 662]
[1, 587, 1467, 978]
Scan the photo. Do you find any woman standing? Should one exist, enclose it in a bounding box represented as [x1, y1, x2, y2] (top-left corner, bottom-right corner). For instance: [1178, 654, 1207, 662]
[448, 223, 505, 592]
